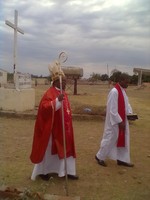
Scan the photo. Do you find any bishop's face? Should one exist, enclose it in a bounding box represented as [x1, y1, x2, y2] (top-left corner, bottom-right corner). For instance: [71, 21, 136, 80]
[54, 78, 66, 90]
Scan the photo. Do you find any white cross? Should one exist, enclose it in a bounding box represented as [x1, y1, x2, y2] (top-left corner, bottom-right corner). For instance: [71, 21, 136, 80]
[5, 10, 24, 89]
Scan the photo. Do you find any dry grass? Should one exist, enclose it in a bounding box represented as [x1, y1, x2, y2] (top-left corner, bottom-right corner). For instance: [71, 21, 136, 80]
[0, 84, 150, 200]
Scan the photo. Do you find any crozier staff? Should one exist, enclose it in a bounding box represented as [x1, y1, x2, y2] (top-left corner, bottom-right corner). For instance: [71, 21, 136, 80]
[30, 62, 78, 181]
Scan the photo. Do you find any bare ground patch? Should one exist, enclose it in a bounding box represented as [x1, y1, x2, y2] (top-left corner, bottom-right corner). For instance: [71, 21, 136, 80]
[0, 85, 150, 200]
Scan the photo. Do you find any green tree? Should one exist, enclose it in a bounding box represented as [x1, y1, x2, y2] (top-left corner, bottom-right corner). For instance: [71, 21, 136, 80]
[101, 74, 109, 81]
[110, 71, 122, 82]
[142, 74, 150, 82]
[88, 73, 101, 82]
[7, 73, 13, 82]
[130, 75, 138, 84]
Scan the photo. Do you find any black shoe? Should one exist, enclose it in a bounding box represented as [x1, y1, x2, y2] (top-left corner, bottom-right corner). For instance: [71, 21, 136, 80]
[117, 160, 134, 167]
[67, 175, 79, 180]
[39, 174, 50, 181]
[95, 155, 107, 167]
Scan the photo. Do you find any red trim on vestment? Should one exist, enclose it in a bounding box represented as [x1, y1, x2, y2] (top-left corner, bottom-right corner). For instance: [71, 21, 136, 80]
[115, 83, 126, 147]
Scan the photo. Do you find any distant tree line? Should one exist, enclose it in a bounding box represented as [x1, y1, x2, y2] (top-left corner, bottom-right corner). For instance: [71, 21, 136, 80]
[7, 73, 13, 82]
[88, 70, 150, 84]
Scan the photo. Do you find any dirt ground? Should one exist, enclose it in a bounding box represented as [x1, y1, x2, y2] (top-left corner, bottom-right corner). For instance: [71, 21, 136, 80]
[0, 84, 150, 200]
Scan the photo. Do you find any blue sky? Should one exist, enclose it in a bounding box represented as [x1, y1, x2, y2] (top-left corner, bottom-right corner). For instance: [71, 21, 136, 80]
[0, 0, 150, 78]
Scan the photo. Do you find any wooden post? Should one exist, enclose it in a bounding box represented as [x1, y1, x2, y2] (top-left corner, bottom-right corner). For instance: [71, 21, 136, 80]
[138, 70, 142, 86]
[74, 78, 77, 95]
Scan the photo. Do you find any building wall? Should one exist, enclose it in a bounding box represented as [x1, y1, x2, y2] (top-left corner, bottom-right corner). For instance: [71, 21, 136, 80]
[0, 69, 7, 86]
[0, 88, 35, 112]
[32, 78, 49, 86]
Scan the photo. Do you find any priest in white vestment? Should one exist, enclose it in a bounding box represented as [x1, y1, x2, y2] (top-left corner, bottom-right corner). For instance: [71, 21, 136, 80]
[95, 73, 134, 167]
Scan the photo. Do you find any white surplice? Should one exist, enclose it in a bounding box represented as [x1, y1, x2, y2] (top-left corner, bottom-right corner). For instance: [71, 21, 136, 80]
[96, 85, 133, 163]
[31, 96, 76, 180]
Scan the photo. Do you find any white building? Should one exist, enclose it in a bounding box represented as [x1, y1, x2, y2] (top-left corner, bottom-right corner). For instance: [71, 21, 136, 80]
[0, 68, 7, 87]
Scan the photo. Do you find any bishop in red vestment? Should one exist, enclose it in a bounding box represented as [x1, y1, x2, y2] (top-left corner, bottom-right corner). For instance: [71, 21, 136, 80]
[30, 62, 78, 181]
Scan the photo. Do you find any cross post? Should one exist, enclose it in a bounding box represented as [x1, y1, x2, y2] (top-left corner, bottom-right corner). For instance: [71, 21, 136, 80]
[5, 10, 24, 89]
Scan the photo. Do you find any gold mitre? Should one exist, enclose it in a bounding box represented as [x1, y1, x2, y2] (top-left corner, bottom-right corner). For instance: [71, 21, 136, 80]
[48, 60, 65, 81]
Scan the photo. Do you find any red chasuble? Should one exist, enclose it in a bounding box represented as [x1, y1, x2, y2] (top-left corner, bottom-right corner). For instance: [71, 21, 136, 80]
[30, 87, 76, 164]
[115, 83, 126, 147]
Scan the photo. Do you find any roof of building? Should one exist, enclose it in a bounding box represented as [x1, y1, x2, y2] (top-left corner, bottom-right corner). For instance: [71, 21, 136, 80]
[133, 68, 150, 75]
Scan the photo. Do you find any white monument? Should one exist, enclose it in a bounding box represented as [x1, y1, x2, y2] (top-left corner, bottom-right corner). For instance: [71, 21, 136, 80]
[0, 10, 35, 112]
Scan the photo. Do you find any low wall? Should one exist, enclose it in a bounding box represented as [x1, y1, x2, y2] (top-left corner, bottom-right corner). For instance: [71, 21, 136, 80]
[0, 88, 35, 112]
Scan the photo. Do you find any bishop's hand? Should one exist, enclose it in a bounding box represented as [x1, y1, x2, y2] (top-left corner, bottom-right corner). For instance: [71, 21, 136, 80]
[58, 94, 64, 102]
